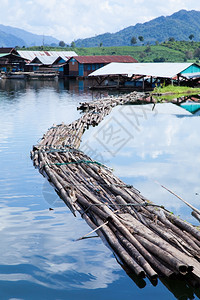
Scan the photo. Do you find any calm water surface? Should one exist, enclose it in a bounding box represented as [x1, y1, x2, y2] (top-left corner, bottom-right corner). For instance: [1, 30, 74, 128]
[0, 79, 199, 300]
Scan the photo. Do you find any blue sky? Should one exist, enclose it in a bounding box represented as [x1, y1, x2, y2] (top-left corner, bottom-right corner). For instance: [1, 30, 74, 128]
[0, 0, 200, 43]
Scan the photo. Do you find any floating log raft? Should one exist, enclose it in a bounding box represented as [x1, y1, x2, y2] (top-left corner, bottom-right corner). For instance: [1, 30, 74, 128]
[78, 91, 148, 111]
[31, 91, 200, 287]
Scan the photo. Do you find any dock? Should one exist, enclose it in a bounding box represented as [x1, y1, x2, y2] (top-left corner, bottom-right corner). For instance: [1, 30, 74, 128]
[31, 91, 200, 288]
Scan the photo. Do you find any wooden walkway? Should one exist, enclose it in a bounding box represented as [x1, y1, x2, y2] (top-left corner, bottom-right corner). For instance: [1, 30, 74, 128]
[31, 91, 200, 288]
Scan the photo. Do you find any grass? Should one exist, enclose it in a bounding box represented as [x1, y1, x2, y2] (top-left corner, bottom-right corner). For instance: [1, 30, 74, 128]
[75, 45, 186, 62]
[152, 85, 200, 94]
[152, 85, 200, 102]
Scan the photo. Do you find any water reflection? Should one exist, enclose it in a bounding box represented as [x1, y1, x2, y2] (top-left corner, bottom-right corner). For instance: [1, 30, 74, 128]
[81, 103, 200, 224]
[0, 204, 120, 290]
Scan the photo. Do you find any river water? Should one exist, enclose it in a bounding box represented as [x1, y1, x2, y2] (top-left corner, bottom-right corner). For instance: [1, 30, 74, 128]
[0, 78, 200, 300]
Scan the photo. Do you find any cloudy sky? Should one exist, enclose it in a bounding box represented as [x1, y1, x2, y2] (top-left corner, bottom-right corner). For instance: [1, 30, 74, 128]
[0, 0, 200, 43]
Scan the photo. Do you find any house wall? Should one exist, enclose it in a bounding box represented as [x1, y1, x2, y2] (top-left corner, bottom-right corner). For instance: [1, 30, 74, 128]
[68, 58, 79, 77]
[83, 63, 105, 77]
[0, 56, 25, 72]
[181, 64, 200, 74]
[68, 61, 107, 77]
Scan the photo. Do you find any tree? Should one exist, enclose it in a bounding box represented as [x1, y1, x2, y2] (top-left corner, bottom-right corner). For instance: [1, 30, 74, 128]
[185, 51, 193, 60]
[59, 41, 65, 47]
[139, 52, 146, 59]
[189, 34, 194, 41]
[194, 47, 200, 59]
[153, 57, 165, 62]
[138, 36, 144, 42]
[131, 36, 137, 45]
[168, 37, 175, 42]
[99, 42, 103, 47]
[71, 41, 76, 48]
[145, 45, 151, 53]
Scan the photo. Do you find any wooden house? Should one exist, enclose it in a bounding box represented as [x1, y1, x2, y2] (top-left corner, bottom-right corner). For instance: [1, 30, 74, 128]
[26, 55, 59, 72]
[0, 47, 18, 55]
[67, 56, 138, 77]
[52, 57, 69, 78]
[0, 53, 26, 73]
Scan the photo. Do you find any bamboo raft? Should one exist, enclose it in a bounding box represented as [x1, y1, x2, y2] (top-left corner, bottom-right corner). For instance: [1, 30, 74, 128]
[31, 91, 200, 289]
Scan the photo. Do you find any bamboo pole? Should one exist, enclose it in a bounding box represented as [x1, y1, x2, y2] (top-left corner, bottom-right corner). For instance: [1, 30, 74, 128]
[156, 181, 200, 216]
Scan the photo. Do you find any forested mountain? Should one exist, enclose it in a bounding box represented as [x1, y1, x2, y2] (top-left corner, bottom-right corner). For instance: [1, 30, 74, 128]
[0, 24, 59, 47]
[74, 10, 200, 47]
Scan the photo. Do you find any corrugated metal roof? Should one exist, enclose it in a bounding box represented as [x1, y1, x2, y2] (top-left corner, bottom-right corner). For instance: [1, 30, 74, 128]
[89, 62, 197, 78]
[0, 47, 14, 54]
[17, 51, 78, 62]
[71, 55, 137, 64]
[31, 55, 58, 65]
[0, 53, 11, 58]
[0, 53, 26, 60]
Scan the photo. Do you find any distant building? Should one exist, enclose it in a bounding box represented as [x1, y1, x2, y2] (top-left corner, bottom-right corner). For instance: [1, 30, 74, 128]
[0, 47, 18, 55]
[0, 53, 26, 73]
[67, 56, 138, 77]
[17, 50, 78, 75]
[17, 50, 77, 62]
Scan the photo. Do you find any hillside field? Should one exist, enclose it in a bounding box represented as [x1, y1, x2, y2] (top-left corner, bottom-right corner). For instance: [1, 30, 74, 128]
[22, 41, 200, 63]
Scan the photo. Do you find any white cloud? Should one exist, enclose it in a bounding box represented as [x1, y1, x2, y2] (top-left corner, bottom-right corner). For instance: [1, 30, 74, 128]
[0, 0, 199, 42]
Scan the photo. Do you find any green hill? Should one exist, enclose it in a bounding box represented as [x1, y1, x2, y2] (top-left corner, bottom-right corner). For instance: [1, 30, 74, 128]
[75, 45, 186, 62]
[74, 10, 200, 47]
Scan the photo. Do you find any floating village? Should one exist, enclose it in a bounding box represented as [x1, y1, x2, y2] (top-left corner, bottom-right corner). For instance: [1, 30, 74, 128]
[1, 46, 200, 296]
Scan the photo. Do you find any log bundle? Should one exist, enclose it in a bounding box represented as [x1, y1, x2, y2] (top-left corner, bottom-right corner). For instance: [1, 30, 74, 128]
[31, 91, 200, 287]
[78, 91, 147, 111]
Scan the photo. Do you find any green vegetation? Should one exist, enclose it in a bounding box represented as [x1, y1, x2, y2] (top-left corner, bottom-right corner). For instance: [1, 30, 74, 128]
[75, 44, 187, 62]
[152, 85, 200, 102]
[153, 85, 200, 95]
[21, 40, 200, 63]
[74, 10, 200, 47]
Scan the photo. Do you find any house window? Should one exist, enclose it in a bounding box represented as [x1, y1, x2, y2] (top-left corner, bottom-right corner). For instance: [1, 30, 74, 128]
[71, 58, 76, 65]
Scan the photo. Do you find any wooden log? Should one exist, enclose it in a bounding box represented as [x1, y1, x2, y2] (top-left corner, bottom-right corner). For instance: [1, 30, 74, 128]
[144, 206, 200, 253]
[95, 216, 146, 278]
[166, 211, 200, 241]
[192, 211, 200, 223]
[76, 194, 110, 221]
[108, 222, 173, 279]
[146, 220, 197, 257]
[136, 235, 190, 275]
[38, 152, 76, 215]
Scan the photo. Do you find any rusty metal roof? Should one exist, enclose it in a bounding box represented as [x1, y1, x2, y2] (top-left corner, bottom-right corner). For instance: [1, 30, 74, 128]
[71, 56, 137, 64]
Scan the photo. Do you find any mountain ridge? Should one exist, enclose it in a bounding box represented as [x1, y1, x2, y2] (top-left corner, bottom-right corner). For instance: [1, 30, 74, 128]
[74, 10, 200, 47]
[0, 24, 59, 47]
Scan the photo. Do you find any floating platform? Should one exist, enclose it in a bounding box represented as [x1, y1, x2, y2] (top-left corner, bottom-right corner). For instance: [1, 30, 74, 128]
[1, 71, 58, 80]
